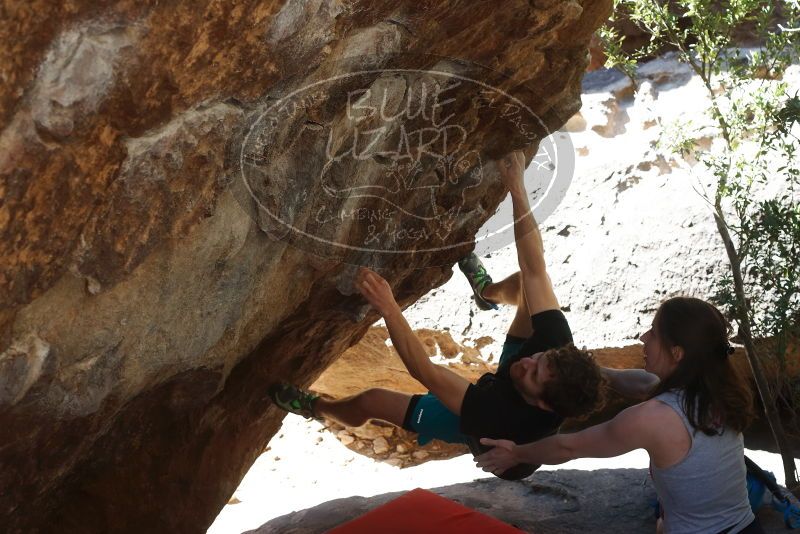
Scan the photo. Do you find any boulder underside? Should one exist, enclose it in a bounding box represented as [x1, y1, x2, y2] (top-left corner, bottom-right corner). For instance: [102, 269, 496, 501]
[0, 1, 610, 531]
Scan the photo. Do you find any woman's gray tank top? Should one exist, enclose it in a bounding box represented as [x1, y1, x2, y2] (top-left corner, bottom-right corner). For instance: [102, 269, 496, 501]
[650, 390, 754, 534]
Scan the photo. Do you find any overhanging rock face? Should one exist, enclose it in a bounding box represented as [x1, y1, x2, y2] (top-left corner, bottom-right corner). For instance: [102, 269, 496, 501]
[0, 1, 611, 531]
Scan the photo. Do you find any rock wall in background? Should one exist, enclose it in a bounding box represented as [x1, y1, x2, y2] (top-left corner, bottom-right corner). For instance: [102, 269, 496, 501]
[0, 1, 611, 531]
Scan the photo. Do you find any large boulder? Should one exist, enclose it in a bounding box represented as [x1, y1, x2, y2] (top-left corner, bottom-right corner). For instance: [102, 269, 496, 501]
[0, 1, 611, 531]
[251, 469, 788, 533]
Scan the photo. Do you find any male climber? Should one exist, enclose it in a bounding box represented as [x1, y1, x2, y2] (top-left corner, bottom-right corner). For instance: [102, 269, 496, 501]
[269, 150, 605, 479]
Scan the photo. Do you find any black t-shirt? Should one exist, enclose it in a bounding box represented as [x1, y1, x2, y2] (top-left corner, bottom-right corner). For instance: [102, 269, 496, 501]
[459, 309, 573, 445]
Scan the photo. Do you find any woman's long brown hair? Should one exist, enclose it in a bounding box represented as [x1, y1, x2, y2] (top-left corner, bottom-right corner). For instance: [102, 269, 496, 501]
[650, 297, 755, 435]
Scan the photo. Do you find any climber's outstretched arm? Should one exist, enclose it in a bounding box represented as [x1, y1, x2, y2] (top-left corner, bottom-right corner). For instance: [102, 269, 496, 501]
[356, 267, 470, 415]
[497, 151, 559, 315]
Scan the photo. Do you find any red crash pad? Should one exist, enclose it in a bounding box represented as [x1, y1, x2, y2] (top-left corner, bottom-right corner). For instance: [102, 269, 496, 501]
[329, 488, 524, 533]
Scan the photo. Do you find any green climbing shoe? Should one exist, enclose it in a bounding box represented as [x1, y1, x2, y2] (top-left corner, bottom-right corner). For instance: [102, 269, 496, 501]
[268, 383, 320, 419]
[458, 253, 499, 311]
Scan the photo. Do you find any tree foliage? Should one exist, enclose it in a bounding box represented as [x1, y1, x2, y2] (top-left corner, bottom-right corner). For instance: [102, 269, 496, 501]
[601, 0, 800, 486]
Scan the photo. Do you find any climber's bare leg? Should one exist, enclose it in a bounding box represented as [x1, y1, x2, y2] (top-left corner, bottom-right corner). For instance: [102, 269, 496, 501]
[315, 388, 411, 428]
[482, 271, 520, 305]
[482, 271, 533, 339]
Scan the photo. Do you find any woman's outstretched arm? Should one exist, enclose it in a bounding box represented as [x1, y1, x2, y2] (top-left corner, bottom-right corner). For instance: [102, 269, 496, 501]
[475, 402, 654, 474]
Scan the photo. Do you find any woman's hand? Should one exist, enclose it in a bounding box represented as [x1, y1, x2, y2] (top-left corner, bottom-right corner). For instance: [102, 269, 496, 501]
[356, 267, 401, 318]
[474, 438, 520, 474]
[497, 150, 526, 192]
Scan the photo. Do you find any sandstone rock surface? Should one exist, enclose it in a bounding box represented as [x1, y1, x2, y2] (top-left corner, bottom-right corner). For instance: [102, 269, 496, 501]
[0, 1, 610, 531]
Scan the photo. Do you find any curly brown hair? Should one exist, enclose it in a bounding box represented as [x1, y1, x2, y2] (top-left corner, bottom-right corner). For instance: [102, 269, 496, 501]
[540, 343, 606, 418]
